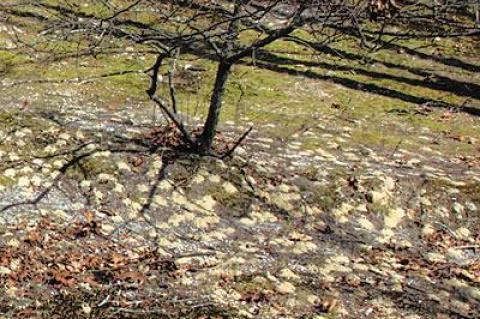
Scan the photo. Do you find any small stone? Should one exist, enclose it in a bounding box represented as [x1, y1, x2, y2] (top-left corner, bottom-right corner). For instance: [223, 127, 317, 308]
[452, 202, 464, 215]
[81, 304, 92, 314]
[345, 273, 361, 287]
[420, 197, 432, 206]
[137, 184, 149, 193]
[315, 148, 336, 160]
[383, 176, 395, 191]
[344, 152, 360, 162]
[222, 181, 238, 194]
[377, 228, 395, 244]
[153, 195, 167, 207]
[113, 183, 124, 193]
[434, 206, 449, 218]
[80, 180, 91, 189]
[59, 133, 71, 141]
[446, 248, 469, 266]
[4, 168, 16, 178]
[17, 176, 30, 187]
[356, 204, 368, 213]
[447, 187, 460, 195]
[272, 194, 293, 211]
[455, 227, 470, 240]
[239, 217, 255, 226]
[235, 146, 247, 157]
[277, 184, 290, 193]
[0, 266, 11, 275]
[147, 229, 157, 239]
[97, 173, 114, 182]
[465, 202, 477, 212]
[116, 161, 131, 172]
[449, 180, 466, 187]
[421, 224, 436, 237]
[10, 259, 20, 271]
[52, 210, 69, 220]
[31, 175, 42, 187]
[469, 287, 480, 301]
[367, 190, 389, 205]
[406, 158, 421, 167]
[384, 208, 405, 229]
[152, 159, 163, 170]
[5, 287, 18, 297]
[196, 195, 216, 211]
[191, 174, 205, 184]
[424, 252, 445, 264]
[101, 224, 115, 235]
[208, 174, 221, 183]
[278, 268, 300, 281]
[397, 239, 412, 248]
[76, 131, 85, 140]
[300, 294, 317, 306]
[110, 215, 124, 224]
[252, 276, 269, 285]
[276, 281, 296, 294]
[53, 160, 66, 168]
[357, 217, 375, 231]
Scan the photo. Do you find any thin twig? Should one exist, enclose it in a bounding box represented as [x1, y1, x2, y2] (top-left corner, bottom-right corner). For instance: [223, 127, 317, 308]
[222, 126, 253, 159]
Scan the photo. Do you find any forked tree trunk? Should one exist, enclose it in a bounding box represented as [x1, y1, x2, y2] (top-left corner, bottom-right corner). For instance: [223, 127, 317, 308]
[198, 61, 232, 152]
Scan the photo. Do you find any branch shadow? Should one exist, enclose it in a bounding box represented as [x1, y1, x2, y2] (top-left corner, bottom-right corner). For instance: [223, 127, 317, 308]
[248, 56, 480, 117]
[330, 26, 480, 74]
[256, 50, 480, 101]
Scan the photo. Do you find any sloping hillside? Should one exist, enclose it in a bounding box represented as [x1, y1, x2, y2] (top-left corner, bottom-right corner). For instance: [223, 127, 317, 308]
[0, 8, 479, 319]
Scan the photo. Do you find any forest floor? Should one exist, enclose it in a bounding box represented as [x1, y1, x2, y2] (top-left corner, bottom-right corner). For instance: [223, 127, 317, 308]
[0, 18, 479, 319]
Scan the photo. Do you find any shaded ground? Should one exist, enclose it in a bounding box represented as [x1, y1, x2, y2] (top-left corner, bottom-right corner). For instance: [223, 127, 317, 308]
[0, 100, 479, 318]
[0, 19, 480, 319]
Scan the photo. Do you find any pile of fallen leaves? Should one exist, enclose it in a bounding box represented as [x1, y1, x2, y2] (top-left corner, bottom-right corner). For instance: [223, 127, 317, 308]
[0, 213, 223, 318]
[142, 124, 244, 155]
[360, 228, 480, 318]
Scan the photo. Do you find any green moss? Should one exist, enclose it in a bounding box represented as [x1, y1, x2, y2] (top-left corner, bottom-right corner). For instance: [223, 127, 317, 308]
[1, 11, 479, 158]
[232, 273, 276, 296]
[458, 183, 480, 204]
[0, 51, 27, 74]
[206, 184, 249, 214]
[0, 176, 15, 187]
[367, 202, 391, 216]
[350, 129, 403, 149]
[68, 156, 116, 180]
[301, 179, 341, 212]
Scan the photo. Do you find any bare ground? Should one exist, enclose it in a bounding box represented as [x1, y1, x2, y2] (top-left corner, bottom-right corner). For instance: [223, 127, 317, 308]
[0, 100, 478, 318]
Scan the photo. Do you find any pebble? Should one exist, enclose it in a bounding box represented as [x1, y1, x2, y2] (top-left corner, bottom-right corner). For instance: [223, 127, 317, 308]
[276, 281, 296, 294]
[367, 190, 389, 205]
[465, 202, 477, 212]
[452, 202, 464, 215]
[222, 181, 238, 194]
[455, 227, 471, 240]
[421, 224, 436, 237]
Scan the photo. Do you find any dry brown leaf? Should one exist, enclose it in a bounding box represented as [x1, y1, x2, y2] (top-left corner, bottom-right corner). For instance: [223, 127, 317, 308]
[84, 211, 96, 223]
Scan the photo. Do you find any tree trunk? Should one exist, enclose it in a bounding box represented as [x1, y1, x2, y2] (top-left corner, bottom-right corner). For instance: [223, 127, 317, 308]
[198, 61, 232, 152]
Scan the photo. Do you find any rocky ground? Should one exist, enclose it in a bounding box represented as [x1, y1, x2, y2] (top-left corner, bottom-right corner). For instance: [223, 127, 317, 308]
[0, 96, 478, 318]
[0, 12, 480, 318]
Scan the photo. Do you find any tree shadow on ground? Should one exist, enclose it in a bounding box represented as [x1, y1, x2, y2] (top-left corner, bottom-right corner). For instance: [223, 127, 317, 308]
[330, 26, 480, 74]
[257, 50, 480, 101]
[1, 107, 479, 318]
[249, 57, 480, 117]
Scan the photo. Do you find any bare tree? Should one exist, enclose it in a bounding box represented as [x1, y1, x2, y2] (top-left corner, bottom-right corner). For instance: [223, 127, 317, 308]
[1, 0, 478, 153]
